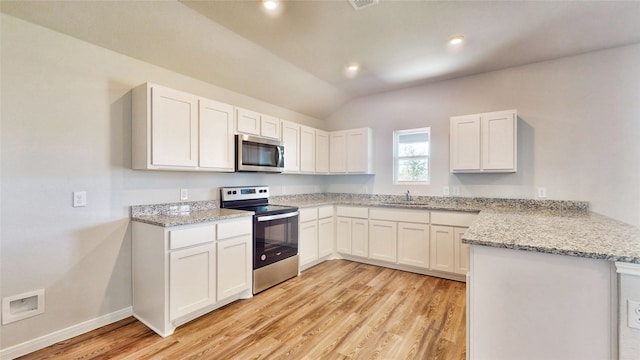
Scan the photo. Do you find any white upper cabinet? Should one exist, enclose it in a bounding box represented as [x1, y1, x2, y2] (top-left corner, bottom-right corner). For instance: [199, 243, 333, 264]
[315, 130, 330, 174]
[330, 128, 373, 174]
[260, 114, 281, 139]
[199, 98, 235, 171]
[299, 125, 316, 173]
[329, 131, 347, 173]
[132, 83, 234, 172]
[450, 109, 517, 173]
[281, 120, 300, 173]
[235, 107, 261, 136]
[235, 107, 280, 139]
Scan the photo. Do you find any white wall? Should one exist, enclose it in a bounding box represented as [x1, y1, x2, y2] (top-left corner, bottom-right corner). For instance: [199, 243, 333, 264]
[325, 44, 640, 227]
[0, 14, 325, 350]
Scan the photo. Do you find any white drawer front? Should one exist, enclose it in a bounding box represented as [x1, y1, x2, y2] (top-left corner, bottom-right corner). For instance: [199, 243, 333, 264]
[336, 206, 368, 219]
[299, 207, 318, 223]
[318, 205, 334, 219]
[217, 217, 253, 240]
[430, 211, 478, 227]
[369, 208, 429, 224]
[169, 224, 216, 250]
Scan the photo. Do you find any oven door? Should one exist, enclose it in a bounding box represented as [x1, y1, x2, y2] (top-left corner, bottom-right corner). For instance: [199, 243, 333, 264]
[236, 135, 285, 173]
[254, 211, 298, 269]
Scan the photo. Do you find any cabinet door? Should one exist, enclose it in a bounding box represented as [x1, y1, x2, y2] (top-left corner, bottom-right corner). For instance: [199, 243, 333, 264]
[369, 220, 397, 263]
[347, 128, 371, 173]
[199, 98, 234, 171]
[281, 120, 300, 172]
[299, 220, 319, 267]
[236, 108, 261, 135]
[318, 216, 335, 258]
[336, 217, 352, 254]
[430, 225, 455, 272]
[329, 131, 347, 173]
[398, 223, 430, 269]
[300, 125, 316, 173]
[454, 227, 469, 275]
[482, 110, 516, 171]
[169, 243, 216, 321]
[315, 130, 330, 174]
[261, 115, 281, 139]
[217, 235, 252, 301]
[351, 219, 369, 258]
[151, 85, 198, 167]
[450, 115, 481, 172]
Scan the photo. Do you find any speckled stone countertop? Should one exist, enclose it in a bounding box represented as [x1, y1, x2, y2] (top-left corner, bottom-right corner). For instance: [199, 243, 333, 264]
[130, 193, 640, 264]
[131, 200, 253, 227]
[463, 208, 640, 264]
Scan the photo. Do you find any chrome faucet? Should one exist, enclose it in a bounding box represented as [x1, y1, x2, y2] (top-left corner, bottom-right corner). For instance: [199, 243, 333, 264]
[405, 190, 412, 202]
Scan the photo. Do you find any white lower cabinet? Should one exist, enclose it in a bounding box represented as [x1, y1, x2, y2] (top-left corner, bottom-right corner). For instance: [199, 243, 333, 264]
[430, 225, 455, 272]
[369, 220, 397, 262]
[132, 216, 253, 337]
[397, 223, 430, 269]
[454, 227, 469, 275]
[336, 206, 369, 257]
[217, 235, 252, 301]
[169, 242, 216, 321]
[299, 206, 335, 270]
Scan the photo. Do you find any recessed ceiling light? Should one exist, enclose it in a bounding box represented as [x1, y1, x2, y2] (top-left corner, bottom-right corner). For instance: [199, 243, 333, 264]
[347, 64, 359, 72]
[263, 0, 278, 10]
[448, 35, 464, 45]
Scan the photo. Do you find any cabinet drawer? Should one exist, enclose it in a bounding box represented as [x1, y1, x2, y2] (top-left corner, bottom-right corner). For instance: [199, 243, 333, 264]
[318, 205, 334, 219]
[369, 208, 429, 224]
[430, 211, 478, 227]
[169, 224, 216, 250]
[336, 206, 368, 219]
[217, 217, 252, 240]
[299, 208, 318, 223]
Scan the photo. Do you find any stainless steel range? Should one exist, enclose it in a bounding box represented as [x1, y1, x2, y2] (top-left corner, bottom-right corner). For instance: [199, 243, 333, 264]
[220, 186, 299, 294]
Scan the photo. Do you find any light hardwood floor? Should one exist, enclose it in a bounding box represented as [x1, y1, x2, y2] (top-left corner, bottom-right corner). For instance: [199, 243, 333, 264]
[19, 260, 466, 359]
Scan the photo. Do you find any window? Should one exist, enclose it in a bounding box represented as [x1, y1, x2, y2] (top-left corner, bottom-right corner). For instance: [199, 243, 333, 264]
[393, 128, 430, 184]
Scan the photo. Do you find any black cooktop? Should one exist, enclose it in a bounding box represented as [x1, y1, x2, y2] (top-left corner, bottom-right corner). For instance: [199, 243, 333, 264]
[235, 204, 298, 216]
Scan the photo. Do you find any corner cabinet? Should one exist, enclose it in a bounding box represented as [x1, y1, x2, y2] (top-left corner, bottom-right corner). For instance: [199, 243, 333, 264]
[330, 128, 373, 174]
[132, 216, 253, 337]
[132, 83, 234, 172]
[450, 109, 517, 173]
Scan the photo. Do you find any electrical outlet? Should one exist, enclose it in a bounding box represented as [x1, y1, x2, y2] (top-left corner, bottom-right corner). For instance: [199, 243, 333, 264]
[180, 188, 189, 201]
[452, 186, 460, 196]
[537, 187, 547, 198]
[73, 191, 87, 207]
[628, 299, 640, 330]
[443, 186, 450, 196]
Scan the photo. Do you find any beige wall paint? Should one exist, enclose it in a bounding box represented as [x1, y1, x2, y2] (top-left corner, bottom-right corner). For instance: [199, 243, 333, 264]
[0, 14, 324, 350]
[325, 44, 640, 227]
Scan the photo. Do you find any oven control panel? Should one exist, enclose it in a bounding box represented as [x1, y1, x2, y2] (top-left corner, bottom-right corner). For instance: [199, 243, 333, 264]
[220, 186, 269, 202]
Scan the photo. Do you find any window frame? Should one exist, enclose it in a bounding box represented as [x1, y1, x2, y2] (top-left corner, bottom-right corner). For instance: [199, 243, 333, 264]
[393, 127, 431, 185]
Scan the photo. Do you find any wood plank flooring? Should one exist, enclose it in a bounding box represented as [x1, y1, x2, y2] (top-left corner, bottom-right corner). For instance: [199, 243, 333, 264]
[19, 260, 466, 360]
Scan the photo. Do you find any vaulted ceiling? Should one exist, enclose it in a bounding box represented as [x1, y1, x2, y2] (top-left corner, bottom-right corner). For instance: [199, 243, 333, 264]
[3, 0, 640, 119]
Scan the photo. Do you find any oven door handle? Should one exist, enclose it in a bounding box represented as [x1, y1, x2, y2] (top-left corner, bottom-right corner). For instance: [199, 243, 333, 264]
[257, 211, 299, 222]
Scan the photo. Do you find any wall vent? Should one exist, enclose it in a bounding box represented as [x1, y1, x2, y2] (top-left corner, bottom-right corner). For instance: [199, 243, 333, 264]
[349, 0, 379, 11]
[2, 289, 45, 324]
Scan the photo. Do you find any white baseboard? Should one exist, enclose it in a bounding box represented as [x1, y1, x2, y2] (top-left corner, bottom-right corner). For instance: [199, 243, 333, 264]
[0, 307, 133, 360]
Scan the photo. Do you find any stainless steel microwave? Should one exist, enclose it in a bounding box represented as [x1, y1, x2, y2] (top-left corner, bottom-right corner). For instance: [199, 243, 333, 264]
[236, 134, 285, 173]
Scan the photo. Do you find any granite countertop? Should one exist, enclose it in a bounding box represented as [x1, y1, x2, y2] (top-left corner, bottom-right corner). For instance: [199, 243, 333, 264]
[463, 208, 640, 264]
[130, 193, 640, 264]
[131, 201, 253, 227]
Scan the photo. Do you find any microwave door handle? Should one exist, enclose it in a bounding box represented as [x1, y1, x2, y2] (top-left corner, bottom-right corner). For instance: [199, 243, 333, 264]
[275, 146, 283, 166]
[257, 211, 299, 222]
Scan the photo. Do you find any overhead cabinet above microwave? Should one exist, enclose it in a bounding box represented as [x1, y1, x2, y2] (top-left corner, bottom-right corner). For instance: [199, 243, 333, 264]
[450, 109, 517, 173]
[235, 107, 280, 140]
[132, 83, 235, 172]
